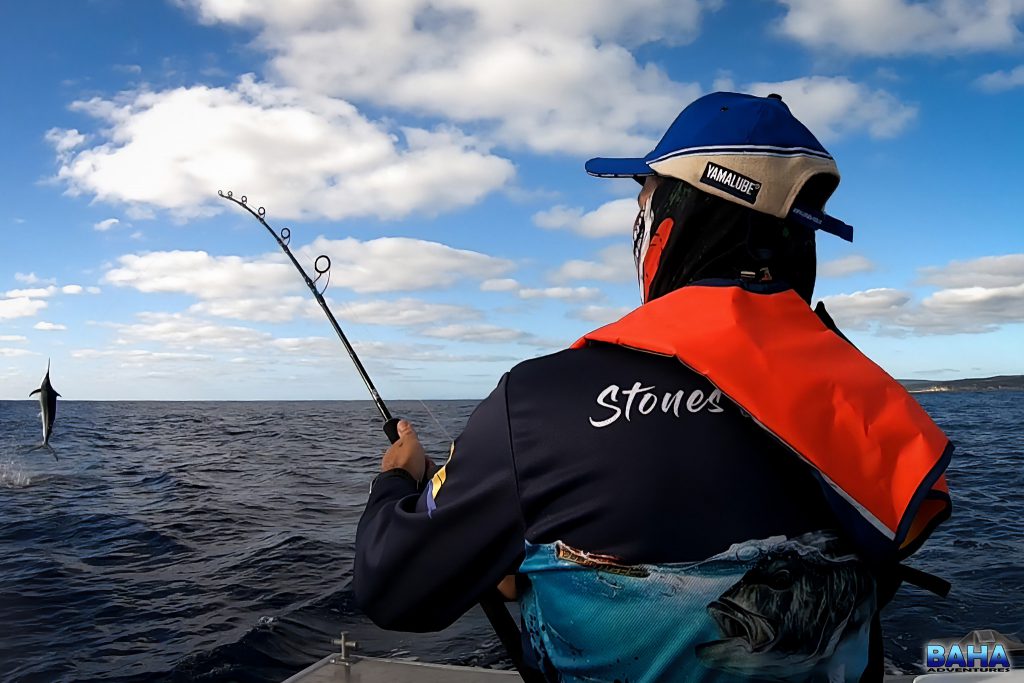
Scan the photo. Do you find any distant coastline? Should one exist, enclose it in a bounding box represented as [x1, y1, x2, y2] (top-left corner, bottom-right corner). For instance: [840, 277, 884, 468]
[899, 375, 1024, 394]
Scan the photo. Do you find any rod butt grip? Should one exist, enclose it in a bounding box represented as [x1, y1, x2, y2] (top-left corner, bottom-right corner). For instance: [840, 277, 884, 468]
[383, 417, 400, 444]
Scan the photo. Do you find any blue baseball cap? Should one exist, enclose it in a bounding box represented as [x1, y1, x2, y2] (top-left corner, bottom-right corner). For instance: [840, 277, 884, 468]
[586, 92, 853, 241]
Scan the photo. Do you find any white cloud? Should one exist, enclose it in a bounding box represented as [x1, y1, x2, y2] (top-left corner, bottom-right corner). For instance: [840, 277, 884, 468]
[111, 312, 273, 350]
[0, 335, 27, 342]
[819, 254, 877, 278]
[106, 312, 449, 362]
[5, 286, 57, 299]
[480, 278, 520, 292]
[86, 286, 102, 294]
[195, 270, 482, 325]
[0, 298, 47, 320]
[105, 240, 512, 320]
[72, 348, 214, 367]
[61, 285, 85, 295]
[296, 237, 514, 293]
[352, 340, 519, 363]
[568, 304, 634, 324]
[335, 298, 480, 326]
[518, 286, 602, 302]
[52, 75, 515, 220]
[421, 323, 530, 343]
[819, 288, 913, 330]
[919, 254, 1024, 288]
[184, 0, 713, 41]
[15, 273, 46, 284]
[976, 65, 1024, 92]
[534, 198, 636, 239]
[908, 283, 1024, 334]
[744, 77, 916, 140]
[94, 218, 121, 231]
[33, 322, 67, 331]
[187, 296, 317, 323]
[44, 127, 86, 155]
[268, 336, 338, 357]
[775, 0, 1024, 56]
[550, 244, 634, 284]
[534, 206, 584, 230]
[0, 348, 36, 358]
[104, 250, 296, 299]
[179, 0, 711, 155]
[821, 256, 1024, 335]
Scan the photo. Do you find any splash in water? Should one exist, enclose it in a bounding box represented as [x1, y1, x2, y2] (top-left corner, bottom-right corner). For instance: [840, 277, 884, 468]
[0, 459, 32, 488]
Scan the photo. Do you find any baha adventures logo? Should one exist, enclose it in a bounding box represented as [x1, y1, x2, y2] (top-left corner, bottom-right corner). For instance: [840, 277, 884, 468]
[925, 640, 1012, 673]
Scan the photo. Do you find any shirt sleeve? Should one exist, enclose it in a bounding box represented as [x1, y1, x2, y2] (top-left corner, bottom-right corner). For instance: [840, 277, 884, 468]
[353, 374, 526, 632]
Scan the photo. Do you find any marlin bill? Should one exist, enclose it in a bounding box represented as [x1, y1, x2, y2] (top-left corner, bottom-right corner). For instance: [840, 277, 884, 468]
[29, 360, 61, 450]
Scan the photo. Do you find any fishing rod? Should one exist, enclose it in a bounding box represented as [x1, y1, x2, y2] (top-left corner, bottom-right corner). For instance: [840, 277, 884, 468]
[218, 190, 541, 682]
[218, 189, 399, 443]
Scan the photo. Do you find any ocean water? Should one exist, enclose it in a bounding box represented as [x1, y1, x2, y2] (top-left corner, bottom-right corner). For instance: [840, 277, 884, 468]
[0, 393, 1021, 682]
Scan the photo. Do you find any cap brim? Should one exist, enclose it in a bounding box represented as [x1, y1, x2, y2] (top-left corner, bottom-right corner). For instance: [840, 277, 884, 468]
[585, 157, 655, 178]
[788, 206, 854, 242]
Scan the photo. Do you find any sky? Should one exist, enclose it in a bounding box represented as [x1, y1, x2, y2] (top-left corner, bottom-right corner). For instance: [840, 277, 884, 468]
[1, 0, 1022, 401]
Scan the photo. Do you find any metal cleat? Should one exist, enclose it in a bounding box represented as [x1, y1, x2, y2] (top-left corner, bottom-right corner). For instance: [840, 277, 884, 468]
[329, 631, 359, 665]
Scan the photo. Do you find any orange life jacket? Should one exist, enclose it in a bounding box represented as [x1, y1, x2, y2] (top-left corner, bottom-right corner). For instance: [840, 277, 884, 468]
[572, 283, 952, 562]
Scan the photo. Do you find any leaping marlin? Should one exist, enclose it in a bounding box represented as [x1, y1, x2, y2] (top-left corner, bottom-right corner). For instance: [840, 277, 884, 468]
[29, 359, 60, 454]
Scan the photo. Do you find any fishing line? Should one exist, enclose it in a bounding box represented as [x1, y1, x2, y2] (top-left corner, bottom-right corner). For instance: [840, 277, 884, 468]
[417, 399, 454, 444]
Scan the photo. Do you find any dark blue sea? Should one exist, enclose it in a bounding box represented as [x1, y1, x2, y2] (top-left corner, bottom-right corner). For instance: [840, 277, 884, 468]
[1, 393, 1021, 682]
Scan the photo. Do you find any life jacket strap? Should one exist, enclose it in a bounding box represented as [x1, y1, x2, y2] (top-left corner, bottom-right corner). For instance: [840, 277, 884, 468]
[897, 563, 951, 597]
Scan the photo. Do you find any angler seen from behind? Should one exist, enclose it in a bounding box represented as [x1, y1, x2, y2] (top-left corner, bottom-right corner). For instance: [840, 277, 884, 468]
[352, 91, 954, 683]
